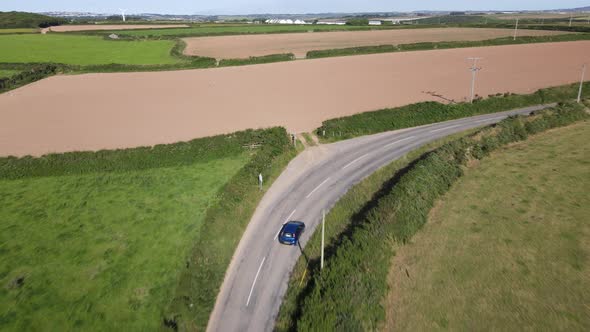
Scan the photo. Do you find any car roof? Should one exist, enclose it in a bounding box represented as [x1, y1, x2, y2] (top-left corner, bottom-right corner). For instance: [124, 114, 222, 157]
[283, 221, 304, 233]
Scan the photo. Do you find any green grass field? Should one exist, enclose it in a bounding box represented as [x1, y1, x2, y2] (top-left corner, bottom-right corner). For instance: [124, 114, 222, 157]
[105, 24, 391, 37]
[0, 154, 248, 331]
[0, 34, 180, 65]
[0, 70, 19, 78]
[0, 28, 38, 34]
[387, 121, 590, 330]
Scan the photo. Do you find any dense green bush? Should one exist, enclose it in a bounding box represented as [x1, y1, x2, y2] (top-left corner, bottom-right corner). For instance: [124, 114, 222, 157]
[163, 127, 297, 331]
[219, 53, 295, 66]
[0, 63, 65, 93]
[295, 102, 589, 330]
[317, 82, 590, 142]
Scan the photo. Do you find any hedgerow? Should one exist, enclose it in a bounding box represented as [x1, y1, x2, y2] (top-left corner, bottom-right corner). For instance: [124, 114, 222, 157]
[317, 82, 590, 142]
[219, 53, 295, 66]
[295, 102, 589, 330]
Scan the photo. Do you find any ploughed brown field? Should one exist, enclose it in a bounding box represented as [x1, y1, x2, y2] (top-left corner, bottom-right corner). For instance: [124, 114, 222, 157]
[1, 41, 589, 157]
[182, 28, 570, 59]
[47, 24, 189, 32]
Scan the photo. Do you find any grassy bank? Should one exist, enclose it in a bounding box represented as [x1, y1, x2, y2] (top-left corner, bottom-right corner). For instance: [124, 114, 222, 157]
[290, 102, 588, 330]
[275, 129, 478, 331]
[318, 82, 590, 142]
[387, 120, 590, 330]
[0, 128, 296, 331]
[0, 69, 18, 78]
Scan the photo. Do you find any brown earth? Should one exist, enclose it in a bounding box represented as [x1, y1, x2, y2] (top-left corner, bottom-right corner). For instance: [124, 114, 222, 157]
[48, 24, 189, 32]
[182, 28, 570, 59]
[1, 41, 589, 157]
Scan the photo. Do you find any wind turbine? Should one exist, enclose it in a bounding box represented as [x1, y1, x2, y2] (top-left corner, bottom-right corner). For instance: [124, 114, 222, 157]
[119, 9, 127, 22]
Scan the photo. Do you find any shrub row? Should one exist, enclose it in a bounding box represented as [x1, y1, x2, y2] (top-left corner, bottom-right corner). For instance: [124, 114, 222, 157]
[317, 82, 590, 142]
[0, 128, 280, 180]
[295, 102, 589, 330]
[0, 63, 65, 93]
[163, 127, 297, 331]
[306, 33, 590, 59]
[219, 53, 295, 67]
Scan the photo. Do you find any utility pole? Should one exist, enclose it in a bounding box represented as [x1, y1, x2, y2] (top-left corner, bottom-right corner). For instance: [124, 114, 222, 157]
[578, 64, 587, 103]
[513, 18, 519, 40]
[569, 14, 573, 27]
[468, 57, 483, 103]
[320, 210, 325, 270]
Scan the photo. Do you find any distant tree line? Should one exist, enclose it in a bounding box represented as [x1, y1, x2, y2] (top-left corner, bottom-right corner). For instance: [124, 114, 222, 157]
[0, 11, 67, 28]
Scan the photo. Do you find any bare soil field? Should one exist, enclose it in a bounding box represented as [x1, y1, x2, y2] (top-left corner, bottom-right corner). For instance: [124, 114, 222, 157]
[48, 24, 189, 32]
[1, 41, 589, 157]
[182, 28, 570, 59]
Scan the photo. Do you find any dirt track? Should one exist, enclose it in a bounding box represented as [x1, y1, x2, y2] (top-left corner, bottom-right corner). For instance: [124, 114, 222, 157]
[183, 28, 570, 59]
[48, 24, 189, 32]
[1, 41, 589, 157]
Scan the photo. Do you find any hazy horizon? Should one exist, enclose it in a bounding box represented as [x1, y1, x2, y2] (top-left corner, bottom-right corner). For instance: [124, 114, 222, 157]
[1, 1, 589, 16]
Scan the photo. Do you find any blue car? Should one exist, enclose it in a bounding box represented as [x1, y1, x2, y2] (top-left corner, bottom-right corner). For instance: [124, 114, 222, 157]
[278, 221, 306, 245]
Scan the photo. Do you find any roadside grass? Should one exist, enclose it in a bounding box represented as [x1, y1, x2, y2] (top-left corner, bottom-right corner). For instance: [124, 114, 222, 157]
[0, 34, 181, 65]
[0, 154, 249, 331]
[387, 121, 590, 331]
[0, 69, 19, 78]
[0, 28, 37, 34]
[301, 133, 317, 147]
[275, 129, 478, 331]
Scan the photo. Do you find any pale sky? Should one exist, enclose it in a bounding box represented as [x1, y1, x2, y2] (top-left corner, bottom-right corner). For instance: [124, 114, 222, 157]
[1, 0, 588, 15]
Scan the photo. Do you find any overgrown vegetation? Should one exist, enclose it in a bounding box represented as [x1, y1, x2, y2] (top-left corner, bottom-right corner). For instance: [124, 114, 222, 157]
[387, 120, 590, 331]
[0, 11, 66, 29]
[0, 63, 64, 93]
[218, 53, 295, 66]
[292, 102, 589, 330]
[317, 82, 590, 142]
[306, 33, 590, 59]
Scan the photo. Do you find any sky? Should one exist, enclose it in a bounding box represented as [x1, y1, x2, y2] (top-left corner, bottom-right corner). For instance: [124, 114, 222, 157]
[1, 0, 588, 15]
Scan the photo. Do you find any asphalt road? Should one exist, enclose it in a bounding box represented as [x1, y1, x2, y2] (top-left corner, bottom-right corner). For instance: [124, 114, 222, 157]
[206, 105, 552, 332]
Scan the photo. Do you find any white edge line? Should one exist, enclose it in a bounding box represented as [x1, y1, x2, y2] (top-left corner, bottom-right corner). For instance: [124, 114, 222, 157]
[383, 136, 415, 148]
[429, 124, 460, 133]
[274, 209, 297, 240]
[246, 256, 267, 307]
[306, 177, 331, 198]
[342, 154, 368, 170]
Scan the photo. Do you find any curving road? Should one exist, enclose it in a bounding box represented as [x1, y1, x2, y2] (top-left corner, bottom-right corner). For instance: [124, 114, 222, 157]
[206, 105, 552, 332]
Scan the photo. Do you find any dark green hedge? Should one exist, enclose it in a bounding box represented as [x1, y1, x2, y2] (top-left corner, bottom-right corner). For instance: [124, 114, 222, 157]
[219, 53, 295, 67]
[295, 102, 589, 330]
[317, 82, 590, 142]
[0, 63, 66, 93]
[0, 128, 282, 180]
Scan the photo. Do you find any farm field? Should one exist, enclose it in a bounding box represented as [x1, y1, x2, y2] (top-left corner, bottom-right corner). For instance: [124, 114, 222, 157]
[105, 23, 393, 37]
[47, 24, 189, 32]
[0, 34, 180, 65]
[0, 153, 249, 331]
[183, 27, 570, 59]
[1, 41, 589, 157]
[386, 121, 590, 330]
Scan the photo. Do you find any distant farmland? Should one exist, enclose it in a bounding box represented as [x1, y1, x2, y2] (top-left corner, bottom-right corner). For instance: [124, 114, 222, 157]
[183, 28, 570, 59]
[1, 41, 589, 157]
